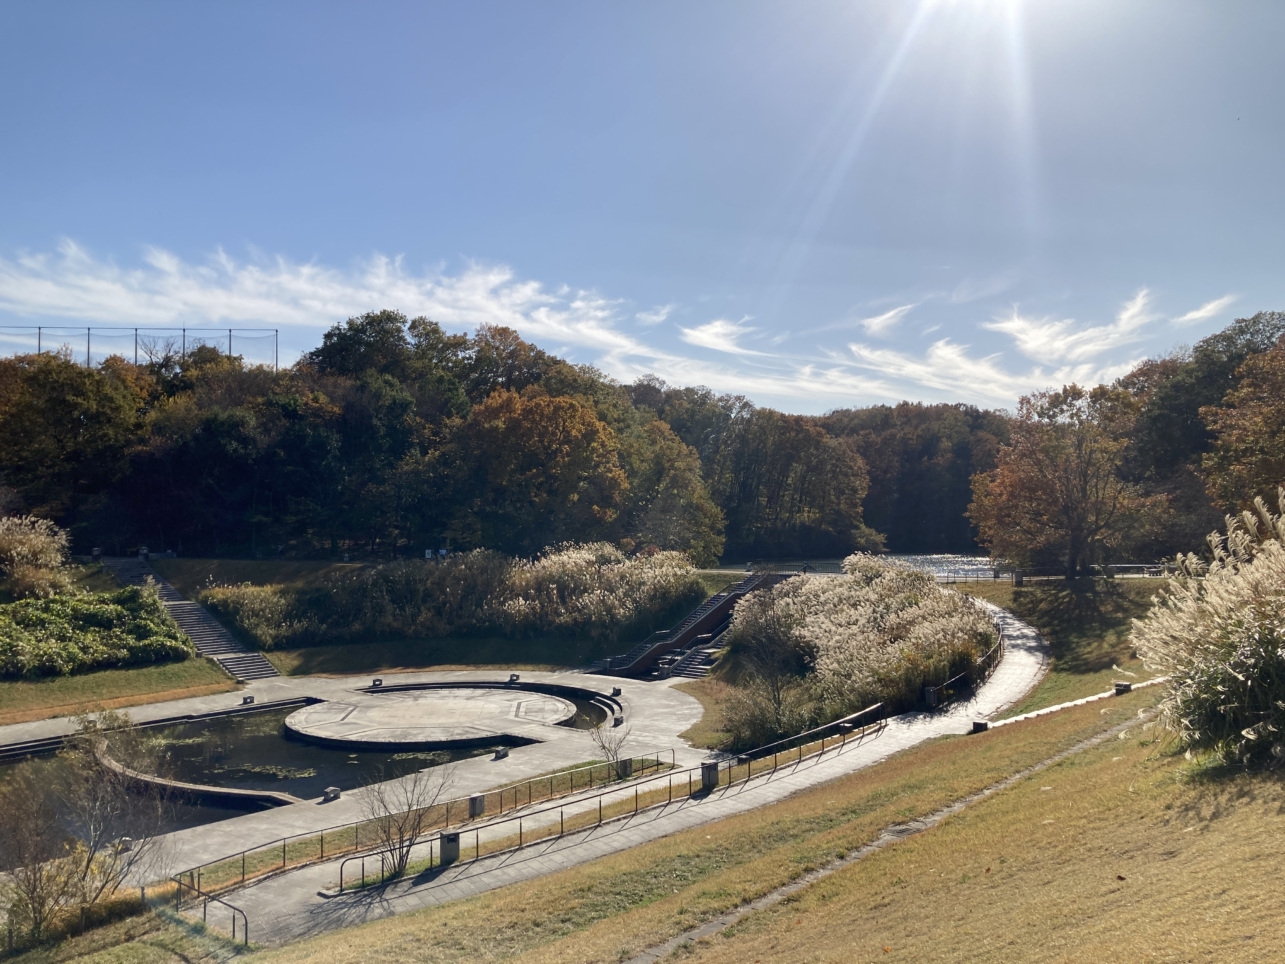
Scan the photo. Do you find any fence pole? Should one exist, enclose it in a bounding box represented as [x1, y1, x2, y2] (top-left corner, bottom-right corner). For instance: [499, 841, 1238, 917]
[282, 841, 286, 868]
[598, 798, 602, 825]
[241, 853, 246, 883]
[560, 808, 564, 836]
[134, 328, 138, 366]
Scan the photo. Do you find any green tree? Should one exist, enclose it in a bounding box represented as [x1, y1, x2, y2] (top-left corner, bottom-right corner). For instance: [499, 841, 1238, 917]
[624, 420, 725, 565]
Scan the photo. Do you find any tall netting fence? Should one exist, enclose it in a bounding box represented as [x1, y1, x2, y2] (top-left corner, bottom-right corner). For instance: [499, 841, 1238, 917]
[0, 327, 280, 369]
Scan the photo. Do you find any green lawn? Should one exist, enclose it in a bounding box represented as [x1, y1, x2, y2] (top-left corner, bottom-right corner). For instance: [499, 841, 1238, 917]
[959, 577, 1166, 716]
[0, 658, 236, 725]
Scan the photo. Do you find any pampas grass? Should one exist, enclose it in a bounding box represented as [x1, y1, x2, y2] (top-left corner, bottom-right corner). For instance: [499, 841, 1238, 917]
[1133, 489, 1285, 767]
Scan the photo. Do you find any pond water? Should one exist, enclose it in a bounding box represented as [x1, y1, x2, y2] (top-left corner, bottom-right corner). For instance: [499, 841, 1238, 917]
[2, 692, 606, 836]
[887, 554, 996, 577]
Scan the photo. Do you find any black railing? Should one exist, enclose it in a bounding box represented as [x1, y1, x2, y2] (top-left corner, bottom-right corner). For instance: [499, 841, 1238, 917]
[173, 874, 248, 945]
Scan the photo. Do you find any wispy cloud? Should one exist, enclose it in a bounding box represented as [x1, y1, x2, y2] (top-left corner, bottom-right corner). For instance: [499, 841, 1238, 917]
[860, 303, 915, 335]
[635, 303, 675, 326]
[678, 318, 761, 355]
[839, 339, 1143, 408]
[1172, 294, 1236, 326]
[984, 288, 1156, 363]
[0, 240, 1167, 412]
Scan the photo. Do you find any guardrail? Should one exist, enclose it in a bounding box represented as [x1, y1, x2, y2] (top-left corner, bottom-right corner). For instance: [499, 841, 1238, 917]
[172, 874, 248, 945]
[334, 711, 890, 893]
[923, 630, 1005, 709]
[173, 750, 676, 897]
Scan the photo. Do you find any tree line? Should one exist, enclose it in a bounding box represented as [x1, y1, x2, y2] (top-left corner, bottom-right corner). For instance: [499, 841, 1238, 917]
[0, 308, 1279, 567]
[0, 312, 879, 563]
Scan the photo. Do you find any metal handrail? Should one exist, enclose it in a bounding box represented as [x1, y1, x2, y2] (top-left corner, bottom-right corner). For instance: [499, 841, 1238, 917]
[335, 713, 889, 893]
[172, 873, 249, 945]
[173, 749, 677, 892]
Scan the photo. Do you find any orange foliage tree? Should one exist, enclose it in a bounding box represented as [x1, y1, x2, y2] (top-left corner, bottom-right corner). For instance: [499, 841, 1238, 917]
[1201, 343, 1285, 511]
[968, 385, 1164, 578]
[448, 389, 628, 553]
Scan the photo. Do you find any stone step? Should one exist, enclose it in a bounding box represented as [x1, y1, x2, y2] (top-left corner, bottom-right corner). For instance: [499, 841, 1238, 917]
[215, 654, 279, 681]
[99, 557, 280, 679]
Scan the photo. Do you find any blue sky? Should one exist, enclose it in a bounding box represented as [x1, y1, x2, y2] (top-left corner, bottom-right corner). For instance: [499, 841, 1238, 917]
[1, 1, 1282, 412]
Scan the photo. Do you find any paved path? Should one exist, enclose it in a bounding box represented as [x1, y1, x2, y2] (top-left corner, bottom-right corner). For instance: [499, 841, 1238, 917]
[0, 669, 705, 872]
[220, 603, 1050, 945]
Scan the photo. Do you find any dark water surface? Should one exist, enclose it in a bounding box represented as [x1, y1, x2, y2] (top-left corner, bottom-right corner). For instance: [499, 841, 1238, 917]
[2, 692, 605, 835]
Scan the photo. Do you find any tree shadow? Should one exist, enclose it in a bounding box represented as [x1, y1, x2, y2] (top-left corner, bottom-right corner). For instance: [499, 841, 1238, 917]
[1003, 580, 1154, 675]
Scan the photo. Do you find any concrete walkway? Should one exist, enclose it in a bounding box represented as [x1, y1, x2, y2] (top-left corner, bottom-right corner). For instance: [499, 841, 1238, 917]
[0, 669, 706, 871]
[216, 604, 1050, 944]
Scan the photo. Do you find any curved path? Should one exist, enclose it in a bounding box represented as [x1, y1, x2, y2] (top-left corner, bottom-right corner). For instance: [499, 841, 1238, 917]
[218, 604, 1050, 945]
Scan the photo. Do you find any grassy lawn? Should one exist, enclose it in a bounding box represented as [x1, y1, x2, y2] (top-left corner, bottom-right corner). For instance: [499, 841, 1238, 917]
[670, 716, 1285, 963]
[959, 577, 1166, 716]
[673, 678, 733, 748]
[0, 659, 237, 726]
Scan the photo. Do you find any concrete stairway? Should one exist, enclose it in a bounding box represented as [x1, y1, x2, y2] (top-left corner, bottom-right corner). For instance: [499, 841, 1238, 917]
[99, 558, 279, 681]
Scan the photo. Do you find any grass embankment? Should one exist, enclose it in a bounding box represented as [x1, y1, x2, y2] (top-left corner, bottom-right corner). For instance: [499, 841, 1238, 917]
[961, 577, 1165, 716]
[0, 661, 236, 726]
[152, 559, 740, 677]
[10, 690, 1164, 964]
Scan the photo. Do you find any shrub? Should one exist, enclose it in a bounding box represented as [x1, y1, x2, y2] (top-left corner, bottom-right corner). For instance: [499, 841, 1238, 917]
[0, 584, 194, 679]
[1132, 490, 1285, 767]
[0, 515, 71, 598]
[722, 554, 997, 747]
[199, 582, 304, 650]
[200, 543, 706, 650]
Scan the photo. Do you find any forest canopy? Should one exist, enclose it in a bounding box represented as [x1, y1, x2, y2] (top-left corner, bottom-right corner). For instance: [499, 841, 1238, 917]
[0, 309, 1279, 567]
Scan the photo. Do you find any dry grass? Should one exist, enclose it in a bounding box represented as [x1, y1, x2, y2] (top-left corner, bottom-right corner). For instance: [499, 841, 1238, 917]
[960, 578, 1164, 715]
[0, 659, 236, 725]
[149, 559, 364, 597]
[672, 678, 732, 748]
[668, 719, 1285, 963]
[234, 692, 1158, 964]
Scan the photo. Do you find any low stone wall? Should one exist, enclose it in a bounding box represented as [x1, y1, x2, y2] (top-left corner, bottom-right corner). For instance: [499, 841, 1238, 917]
[92, 739, 304, 809]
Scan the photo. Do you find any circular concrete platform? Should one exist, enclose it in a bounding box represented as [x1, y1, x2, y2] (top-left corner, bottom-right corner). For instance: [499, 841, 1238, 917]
[283, 687, 579, 750]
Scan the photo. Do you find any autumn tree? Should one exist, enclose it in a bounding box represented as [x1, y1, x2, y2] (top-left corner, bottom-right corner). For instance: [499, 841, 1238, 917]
[968, 385, 1165, 578]
[623, 420, 725, 566]
[448, 389, 628, 554]
[1202, 341, 1285, 510]
[0, 353, 140, 526]
[708, 407, 882, 558]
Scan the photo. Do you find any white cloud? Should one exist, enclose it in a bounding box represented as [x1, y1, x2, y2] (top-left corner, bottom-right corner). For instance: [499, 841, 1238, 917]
[0, 240, 1169, 412]
[841, 338, 1144, 408]
[984, 288, 1156, 363]
[860, 303, 915, 335]
[1172, 294, 1236, 327]
[635, 303, 675, 326]
[677, 318, 761, 355]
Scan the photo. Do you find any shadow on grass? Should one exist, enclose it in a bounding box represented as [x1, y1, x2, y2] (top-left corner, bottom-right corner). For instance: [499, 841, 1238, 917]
[1004, 579, 1158, 675]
